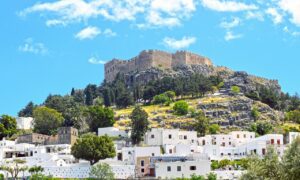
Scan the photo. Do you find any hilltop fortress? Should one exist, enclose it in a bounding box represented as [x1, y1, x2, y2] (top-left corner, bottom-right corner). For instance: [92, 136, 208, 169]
[105, 50, 213, 82]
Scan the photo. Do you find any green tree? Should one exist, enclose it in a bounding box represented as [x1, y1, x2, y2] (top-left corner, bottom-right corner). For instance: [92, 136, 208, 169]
[89, 163, 114, 180]
[249, 121, 273, 136]
[240, 147, 281, 180]
[71, 134, 116, 165]
[207, 172, 217, 180]
[86, 106, 115, 133]
[28, 166, 44, 175]
[219, 159, 231, 169]
[84, 84, 98, 106]
[209, 124, 220, 134]
[211, 161, 219, 170]
[231, 86, 240, 94]
[0, 115, 17, 140]
[116, 91, 134, 108]
[173, 100, 189, 115]
[130, 106, 149, 145]
[281, 136, 300, 180]
[0, 159, 27, 179]
[285, 110, 300, 123]
[152, 94, 170, 105]
[194, 111, 210, 136]
[18, 102, 36, 117]
[33, 107, 64, 135]
[190, 174, 205, 180]
[164, 91, 176, 101]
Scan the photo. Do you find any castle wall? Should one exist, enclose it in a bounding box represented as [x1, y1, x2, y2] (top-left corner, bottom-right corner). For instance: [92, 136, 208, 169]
[185, 52, 212, 66]
[171, 51, 187, 67]
[105, 50, 213, 82]
[152, 50, 172, 68]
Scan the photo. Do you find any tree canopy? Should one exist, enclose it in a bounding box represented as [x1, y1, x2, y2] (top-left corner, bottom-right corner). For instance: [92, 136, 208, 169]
[71, 134, 116, 165]
[0, 115, 17, 140]
[33, 107, 64, 135]
[130, 106, 149, 145]
[85, 105, 115, 133]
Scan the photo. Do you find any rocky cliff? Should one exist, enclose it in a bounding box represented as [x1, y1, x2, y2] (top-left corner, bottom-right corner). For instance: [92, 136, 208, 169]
[123, 64, 281, 94]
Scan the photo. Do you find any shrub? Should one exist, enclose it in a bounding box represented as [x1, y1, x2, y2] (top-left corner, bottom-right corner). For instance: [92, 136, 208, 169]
[173, 100, 189, 115]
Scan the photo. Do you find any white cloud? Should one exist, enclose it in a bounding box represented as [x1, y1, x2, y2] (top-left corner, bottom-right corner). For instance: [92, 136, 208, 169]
[279, 0, 300, 26]
[144, 11, 181, 27]
[246, 11, 264, 21]
[20, 0, 197, 28]
[283, 26, 300, 36]
[201, 0, 258, 12]
[18, 38, 48, 55]
[266, 8, 283, 24]
[163, 36, 196, 49]
[224, 31, 243, 41]
[75, 26, 100, 40]
[220, 17, 240, 29]
[88, 57, 106, 64]
[103, 28, 117, 37]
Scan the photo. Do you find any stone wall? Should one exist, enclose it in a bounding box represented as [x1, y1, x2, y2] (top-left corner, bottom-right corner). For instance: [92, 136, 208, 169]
[105, 50, 212, 82]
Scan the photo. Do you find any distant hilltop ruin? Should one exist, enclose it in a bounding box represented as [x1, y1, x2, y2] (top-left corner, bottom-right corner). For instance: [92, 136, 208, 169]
[105, 50, 213, 82]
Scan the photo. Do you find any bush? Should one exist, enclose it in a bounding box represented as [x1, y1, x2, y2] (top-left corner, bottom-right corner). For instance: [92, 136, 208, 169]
[209, 124, 220, 134]
[231, 86, 240, 94]
[285, 110, 300, 123]
[173, 100, 189, 115]
[152, 94, 170, 105]
[249, 121, 273, 136]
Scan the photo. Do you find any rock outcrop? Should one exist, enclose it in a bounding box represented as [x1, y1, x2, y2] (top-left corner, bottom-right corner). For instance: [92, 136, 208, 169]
[198, 95, 282, 128]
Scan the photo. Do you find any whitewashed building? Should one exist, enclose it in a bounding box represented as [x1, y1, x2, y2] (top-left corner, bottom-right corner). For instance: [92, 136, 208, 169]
[16, 117, 34, 130]
[152, 155, 211, 179]
[286, 132, 300, 144]
[144, 128, 197, 146]
[98, 127, 127, 138]
[199, 132, 285, 160]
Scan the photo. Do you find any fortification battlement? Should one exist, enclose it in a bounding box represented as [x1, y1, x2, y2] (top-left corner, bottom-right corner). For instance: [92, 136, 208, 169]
[104, 50, 213, 82]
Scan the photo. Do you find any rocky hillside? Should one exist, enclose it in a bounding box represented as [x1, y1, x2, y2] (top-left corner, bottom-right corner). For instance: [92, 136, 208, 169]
[114, 94, 282, 131]
[124, 64, 281, 94]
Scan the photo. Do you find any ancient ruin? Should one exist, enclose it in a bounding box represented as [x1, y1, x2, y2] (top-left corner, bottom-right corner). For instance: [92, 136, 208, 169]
[105, 50, 213, 82]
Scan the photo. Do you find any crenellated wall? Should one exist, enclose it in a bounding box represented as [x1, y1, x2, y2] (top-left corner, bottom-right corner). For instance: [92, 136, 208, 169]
[105, 50, 213, 82]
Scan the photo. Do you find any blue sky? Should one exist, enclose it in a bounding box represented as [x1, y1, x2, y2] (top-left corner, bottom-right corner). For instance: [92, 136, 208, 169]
[1, 0, 300, 116]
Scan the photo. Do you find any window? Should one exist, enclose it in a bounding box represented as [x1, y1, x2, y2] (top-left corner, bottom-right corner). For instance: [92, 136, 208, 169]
[152, 153, 155, 156]
[141, 168, 144, 173]
[277, 139, 280, 145]
[184, 135, 187, 140]
[151, 134, 155, 139]
[169, 134, 172, 139]
[244, 134, 246, 138]
[167, 166, 171, 172]
[229, 142, 231, 145]
[169, 149, 172, 154]
[222, 142, 225, 146]
[202, 140, 205, 145]
[271, 139, 274, 144]
[190, 166, 196, 171]
[141, 160, 144, 167]
[177, 166, 181, 171]
[262, 148, 266, 155]
[237, 134, 240, 138]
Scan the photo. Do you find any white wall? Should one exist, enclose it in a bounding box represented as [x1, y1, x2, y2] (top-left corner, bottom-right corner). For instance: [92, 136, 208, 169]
[16, 117, 34, 130]
[98, 127, 127, 138]
[155, 159, 211, 179]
